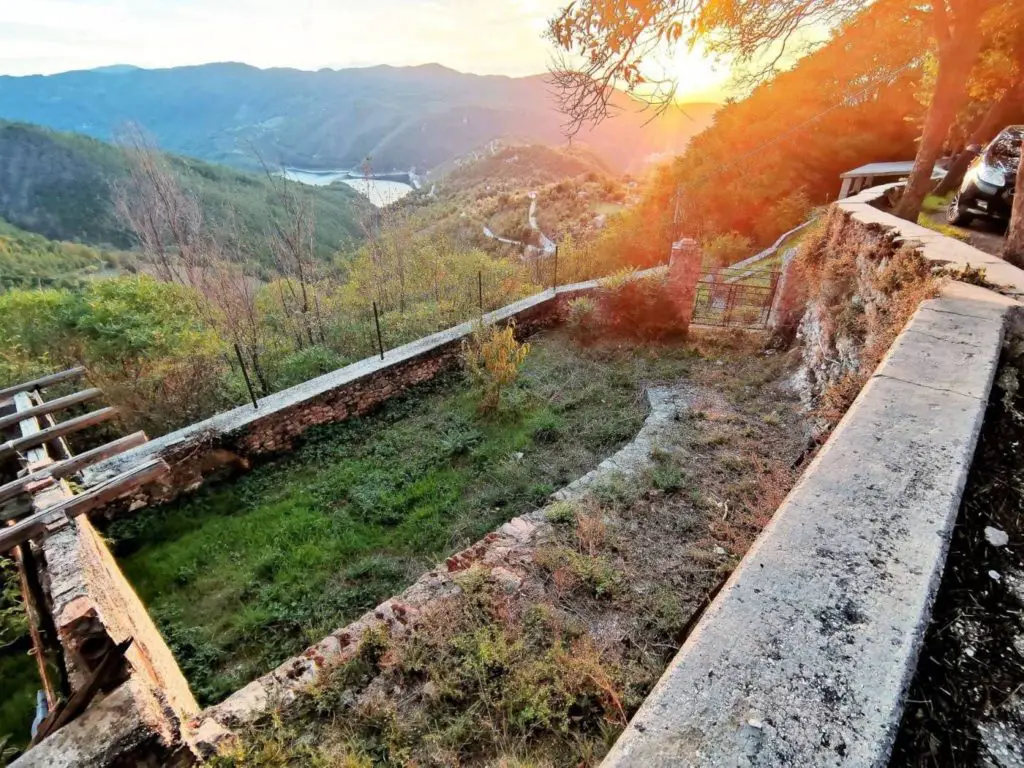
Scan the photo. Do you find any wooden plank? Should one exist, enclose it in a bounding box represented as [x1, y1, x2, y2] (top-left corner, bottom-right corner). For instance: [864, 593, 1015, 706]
[0, 459, 168, 553]
[10, 542, 57, 709]
[0, 368, 86, 400]
[0, 389, 103, 433]
[14, 392, 49, 467]
[0, 513, 50, 553]
[0, 407, 118, 462]
[31, 637, 133, 745]
[43, 459, 168, 521]
[0, 432, 148, 506]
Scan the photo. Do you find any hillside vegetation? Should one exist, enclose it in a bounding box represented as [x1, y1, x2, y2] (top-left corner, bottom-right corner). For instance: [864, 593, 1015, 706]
[0, 218, 129, 288]
[0, 122, 368, 263]
[0, 64, 719, 173]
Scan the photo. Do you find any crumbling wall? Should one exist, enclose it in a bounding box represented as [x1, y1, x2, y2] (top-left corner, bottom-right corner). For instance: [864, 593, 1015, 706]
[785, 206, 937, 426]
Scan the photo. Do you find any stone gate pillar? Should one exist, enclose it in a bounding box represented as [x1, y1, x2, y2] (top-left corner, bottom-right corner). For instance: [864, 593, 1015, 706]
[669, 238, 702, 332]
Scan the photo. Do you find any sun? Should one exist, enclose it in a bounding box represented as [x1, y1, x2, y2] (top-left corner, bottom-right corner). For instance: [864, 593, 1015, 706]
[663, 42, 732, 102]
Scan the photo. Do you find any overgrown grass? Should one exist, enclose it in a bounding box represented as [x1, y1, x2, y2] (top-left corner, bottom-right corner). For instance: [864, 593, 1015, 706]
[209, 332, 808, 768]
[111, 331, 698, 705]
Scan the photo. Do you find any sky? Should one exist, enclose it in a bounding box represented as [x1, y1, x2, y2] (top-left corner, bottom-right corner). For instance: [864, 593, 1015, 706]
[0, 0, 732, 101]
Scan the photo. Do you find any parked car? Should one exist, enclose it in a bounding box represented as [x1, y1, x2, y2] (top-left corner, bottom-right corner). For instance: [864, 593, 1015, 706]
[947, 125, 1023, 228]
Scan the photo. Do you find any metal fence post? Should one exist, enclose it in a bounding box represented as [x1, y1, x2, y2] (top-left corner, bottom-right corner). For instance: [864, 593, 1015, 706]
[553, 245, 559, 292]
[372, 301, 385, 360]
[234, 343, 259, 409]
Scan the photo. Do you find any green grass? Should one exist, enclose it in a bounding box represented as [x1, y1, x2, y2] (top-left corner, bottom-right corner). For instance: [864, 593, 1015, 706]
[110, 331, 697, 705]
[0, 645, 39, 758]
[922, 192, 954, 214]
[918, 212, 970, 241]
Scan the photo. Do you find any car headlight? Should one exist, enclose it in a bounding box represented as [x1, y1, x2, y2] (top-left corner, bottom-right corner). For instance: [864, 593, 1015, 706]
[977, 161, 1006, 187]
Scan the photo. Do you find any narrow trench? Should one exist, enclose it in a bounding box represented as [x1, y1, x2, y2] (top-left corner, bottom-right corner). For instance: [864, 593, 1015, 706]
[890, 319, 1024, 767]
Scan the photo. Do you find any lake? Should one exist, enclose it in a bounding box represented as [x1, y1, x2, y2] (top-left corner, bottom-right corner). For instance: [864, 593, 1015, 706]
[281, 168, 414, 207]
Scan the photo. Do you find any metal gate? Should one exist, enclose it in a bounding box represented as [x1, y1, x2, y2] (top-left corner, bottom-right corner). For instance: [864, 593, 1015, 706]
[691, 266, 781, 329]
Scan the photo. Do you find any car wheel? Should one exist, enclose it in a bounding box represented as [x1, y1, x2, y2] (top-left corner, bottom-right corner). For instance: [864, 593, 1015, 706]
[946, 193, 973, 227]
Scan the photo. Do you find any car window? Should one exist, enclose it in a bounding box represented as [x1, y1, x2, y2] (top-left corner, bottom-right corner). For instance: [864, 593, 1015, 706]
[989, 128, 1024, 164]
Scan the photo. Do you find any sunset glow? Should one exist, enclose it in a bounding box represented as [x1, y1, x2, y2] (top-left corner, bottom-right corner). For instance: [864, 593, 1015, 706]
[0, 0, 729, 102]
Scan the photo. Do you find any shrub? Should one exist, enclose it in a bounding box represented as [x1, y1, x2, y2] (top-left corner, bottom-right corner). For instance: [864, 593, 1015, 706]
[593, 274, 683, 341]
[461, 321, 531, 414]
[700, 231, 754, 269]
[565, 296, 597, 341]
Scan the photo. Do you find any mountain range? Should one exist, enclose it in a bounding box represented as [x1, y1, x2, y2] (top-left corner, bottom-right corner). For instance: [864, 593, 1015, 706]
[0, 63, 720, 174]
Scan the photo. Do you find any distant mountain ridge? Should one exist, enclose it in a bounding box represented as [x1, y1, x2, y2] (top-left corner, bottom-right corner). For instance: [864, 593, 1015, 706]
[0, 63, 719, 174]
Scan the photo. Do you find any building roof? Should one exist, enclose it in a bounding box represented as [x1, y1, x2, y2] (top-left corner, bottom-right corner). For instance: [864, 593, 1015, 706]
[840, 161, 945, 179]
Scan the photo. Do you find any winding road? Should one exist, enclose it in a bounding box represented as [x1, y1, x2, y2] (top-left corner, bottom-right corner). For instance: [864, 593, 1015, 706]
[481, 191, 556, 257]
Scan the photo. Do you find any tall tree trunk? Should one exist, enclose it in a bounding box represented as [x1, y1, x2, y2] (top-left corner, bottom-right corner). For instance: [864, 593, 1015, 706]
[935, 78, 1024, 196]
[894, 61, 970, 221]
[894, 2, 988, 221]
[1004, 145, 1024, 267]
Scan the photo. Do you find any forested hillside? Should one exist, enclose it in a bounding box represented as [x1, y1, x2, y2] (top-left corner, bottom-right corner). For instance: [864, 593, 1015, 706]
[0, 64, 719, 173]
[0, 219, 128, 288]
[0, 122, 368, 262]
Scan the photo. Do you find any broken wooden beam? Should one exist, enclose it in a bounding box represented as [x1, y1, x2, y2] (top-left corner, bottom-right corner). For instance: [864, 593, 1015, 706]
[0, 459, 169, 553]
[0, 389, 103, 433]
[0, 512, 52, 553]
[42, 458, 168, 521]
[13, 392, 50, 467]
[31, 637, 133, 745]
[0, 407, 119, 462]
[0, 432, 148, 506]
[0, 367, 86, 400]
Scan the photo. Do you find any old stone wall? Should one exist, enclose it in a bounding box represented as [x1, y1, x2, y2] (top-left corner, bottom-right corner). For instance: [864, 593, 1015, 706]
[783, 204, 936, 421]
[84, 279, 623, 517]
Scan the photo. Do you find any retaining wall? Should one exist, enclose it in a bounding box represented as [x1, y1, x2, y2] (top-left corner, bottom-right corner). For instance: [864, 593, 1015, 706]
[602, 189, 1024, 766]
[85, 277, 645, 515]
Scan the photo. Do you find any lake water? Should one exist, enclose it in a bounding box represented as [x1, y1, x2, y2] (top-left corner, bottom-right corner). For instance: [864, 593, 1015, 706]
[281, 168, 414, 207]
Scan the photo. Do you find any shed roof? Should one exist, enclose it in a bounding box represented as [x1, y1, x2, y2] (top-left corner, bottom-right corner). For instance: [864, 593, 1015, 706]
[840, 161, 945, 179]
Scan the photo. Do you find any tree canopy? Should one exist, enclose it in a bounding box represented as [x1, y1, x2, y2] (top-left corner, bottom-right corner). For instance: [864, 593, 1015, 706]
[549, 0, 999, 221]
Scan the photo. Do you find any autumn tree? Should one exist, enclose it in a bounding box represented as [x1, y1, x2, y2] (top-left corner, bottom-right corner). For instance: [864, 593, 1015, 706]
[114, 127, 273, 394]
[934, 3, 1024, 195]
[548, 0, 996, 222]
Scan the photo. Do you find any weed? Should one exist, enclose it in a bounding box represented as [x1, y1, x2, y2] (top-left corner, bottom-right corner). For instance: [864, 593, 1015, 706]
[545, 501, 578, 525]
[591, 474, 643, 511]
[917, 212, 970, 242]
[462, 320, 531, 414]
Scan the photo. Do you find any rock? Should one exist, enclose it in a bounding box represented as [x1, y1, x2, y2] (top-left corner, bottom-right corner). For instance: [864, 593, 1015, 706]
[989, 570, 1002, 582]
[490, 567, 523, 594]
[190, 718, 237, 759]
[985, 526, 1010, 547]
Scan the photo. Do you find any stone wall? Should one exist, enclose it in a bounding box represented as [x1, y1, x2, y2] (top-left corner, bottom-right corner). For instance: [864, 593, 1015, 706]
[600, 190, 1024, 767]
[84, 278, 637, 517]
[780, 204, 937, 421]
[14, 513, 199, 767]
